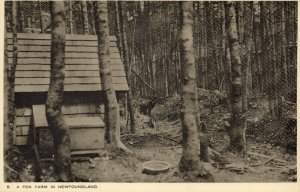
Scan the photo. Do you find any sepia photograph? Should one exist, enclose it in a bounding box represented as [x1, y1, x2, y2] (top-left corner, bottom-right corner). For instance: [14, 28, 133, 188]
[2, 0, 298, 188]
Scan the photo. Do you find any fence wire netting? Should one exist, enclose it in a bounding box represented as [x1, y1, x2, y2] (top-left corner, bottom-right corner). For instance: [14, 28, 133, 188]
[5, 1, 297, 102]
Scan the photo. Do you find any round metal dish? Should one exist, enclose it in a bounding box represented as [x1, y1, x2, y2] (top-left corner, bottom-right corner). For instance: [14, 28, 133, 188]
[142, 160, 170, 175]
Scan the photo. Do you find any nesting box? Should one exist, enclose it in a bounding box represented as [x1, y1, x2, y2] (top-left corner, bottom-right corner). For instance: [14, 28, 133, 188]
[32, 105, 105, 156]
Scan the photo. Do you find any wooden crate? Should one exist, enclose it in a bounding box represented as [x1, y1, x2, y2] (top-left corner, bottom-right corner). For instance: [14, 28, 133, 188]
[39, 127, 105, 157]
[32, 105, 105, 157]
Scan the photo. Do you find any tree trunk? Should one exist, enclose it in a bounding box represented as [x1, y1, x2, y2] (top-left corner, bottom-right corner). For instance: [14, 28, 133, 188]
[223, 4, 232, 94]
[119, 2, 136, 134]
[270, 4, 278, 117]
[264, 3, 275, 116]
[93, 1, 131, 153]
[253, 1, 262, 92]
[225, 44, 232, 105]
[178, 2, 212, 180]
[17, 1, 24, 32]
[115, 1, 123, 61]
[278, 3, 288, 117]
[38, 1, 43, 32]
[115, 1, 126, 120]
[242, 2, 254, 112]
[199, 122, 209, 162]
[4, 23, 10, 182]
[224, 1, 245, 154]
[69, 0, 73, 34]
[81, 0, 89, 35]
[88, 1, 96, 35]
[203, 3, 208, 89]
[274, 3, 281, 117]
[8, 1, 18, 148]
[259, 2, 267, 94]
[46, 1, 71, 182]
[4, 22, 11, 155]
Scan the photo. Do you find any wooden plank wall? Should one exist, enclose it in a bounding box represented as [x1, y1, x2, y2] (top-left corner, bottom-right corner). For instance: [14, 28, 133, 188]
[6, 33, 129, 92]
[14, 103, 105, 145]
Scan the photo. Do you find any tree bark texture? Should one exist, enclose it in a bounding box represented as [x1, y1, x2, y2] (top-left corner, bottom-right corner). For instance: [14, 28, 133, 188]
[178, 2, 207, 176]
[199, 122, 209, 162]
[4, 23, 11, 154]
[69, 0, 73, 34]
[242, 2, 253, 112]
[46, 1, 71, 181]
[88, 1, 96, 35]
[269, 3, 277, 116]
[224, 1, 245, 154]
[8, 1, 18, 148]
[17, 1, 24, 32]
[253, 1, 262, 92]
[93, 1, 131, 153]
[278, 3, 288, 117]
[115, 1, 124, 61]
[81, 0, 89, 34]
[119, 2, 136, 134]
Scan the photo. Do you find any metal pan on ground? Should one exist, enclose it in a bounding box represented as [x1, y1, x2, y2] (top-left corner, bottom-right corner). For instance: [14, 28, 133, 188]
[142, 160, 171, 175]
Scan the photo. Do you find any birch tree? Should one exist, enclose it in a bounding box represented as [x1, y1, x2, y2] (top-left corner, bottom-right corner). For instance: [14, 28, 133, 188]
[7, 1, 18, 150]
[46, 1, 71, 181]
[178, 1, 213, 180]
[224, 1, 246, 154]
[81, 0, 89, 34]
[119, 2, 136, 133]
[93, 1, 131, 153]
[4, 18, 10, 155]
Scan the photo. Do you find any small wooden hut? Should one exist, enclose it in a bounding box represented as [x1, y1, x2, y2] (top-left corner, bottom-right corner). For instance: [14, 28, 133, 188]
[6, 33, 128, 155]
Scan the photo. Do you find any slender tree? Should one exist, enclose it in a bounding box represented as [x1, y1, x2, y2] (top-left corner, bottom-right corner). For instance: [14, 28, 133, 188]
[69, 0, 73, 34]
[119, 2, 136, 134]
[269, 3, 277, 116]
[201, 2, 208, 89]
[38, 1, 43, 32]
[259, 2, 268, 94]
[278, 3, 288, 117]
[253, 1, 262, 91]
[17, 1, 24, 32]
[88, 1, 96, 35]
[274, 3, 281, 117]
[178, 1, 212, 180]
[242, 2, 254, 112]
[46, 1, 71, 181]
[4, 19, 10, 156]
[115, 1, 123, 60]
[7, 1, 18, 149]
[4, 27, 9, 182]
[81, 0, 89, 34]
[93, 1, 131, 153]
[225, 1, 246, 154]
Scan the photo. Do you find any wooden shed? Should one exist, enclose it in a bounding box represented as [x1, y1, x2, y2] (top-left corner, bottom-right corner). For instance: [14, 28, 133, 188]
[6, 33, 128, 155]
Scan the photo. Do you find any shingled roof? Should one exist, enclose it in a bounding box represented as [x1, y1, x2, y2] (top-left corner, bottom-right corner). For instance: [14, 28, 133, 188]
[6, 33, 129, 92]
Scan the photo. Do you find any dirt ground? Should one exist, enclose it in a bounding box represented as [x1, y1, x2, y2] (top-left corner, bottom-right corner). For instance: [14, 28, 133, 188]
[6, 95, 297, 183]
[71, 122, 296, 182]
[72, 96, 297, 182]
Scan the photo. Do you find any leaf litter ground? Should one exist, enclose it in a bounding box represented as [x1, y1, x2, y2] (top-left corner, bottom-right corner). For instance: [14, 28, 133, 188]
[6, 92, 297, 182]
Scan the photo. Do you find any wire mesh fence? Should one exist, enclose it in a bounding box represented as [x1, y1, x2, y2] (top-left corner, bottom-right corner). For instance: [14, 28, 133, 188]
[5, 1, 297, 102]
[124, 1, 297, 102]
